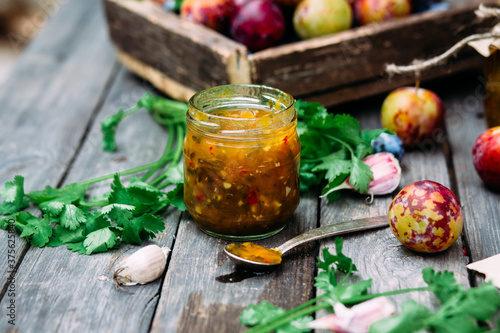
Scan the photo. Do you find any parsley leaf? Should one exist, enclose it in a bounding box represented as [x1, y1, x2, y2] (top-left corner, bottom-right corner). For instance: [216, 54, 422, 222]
[240, 300, 313, 333]
[240, 301, 285, 326]
[109, 175, 160, 213]
[1, 94, 187, 254]
[166, 182, 186, 211]
[83, 227, 119, 255]
[15, 212, 53, 247]
[316, 238, 357, 272]
[0, 175, 29, 214]
[296, 100, 378, 202]
[67, 241, 87, 255]
[348, 155, 373, 193]
[422, 267, 461, 303]
[311, 151, 350, 182]
[27, 182, 88, 204]
[60, 204, 87, 230]
[121, 213, 165, 245]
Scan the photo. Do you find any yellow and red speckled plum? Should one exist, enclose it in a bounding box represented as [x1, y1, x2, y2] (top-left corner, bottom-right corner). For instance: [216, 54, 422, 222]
[381, 87, 444, 148]
[472, 126, 500, 191]
[388, 180, 463, 253]
[355, 0, 411, 25]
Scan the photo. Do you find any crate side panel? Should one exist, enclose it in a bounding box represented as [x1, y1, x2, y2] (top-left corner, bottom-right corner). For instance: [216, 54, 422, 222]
[250, 1, 497, 97]
[104, 0, 248, 92]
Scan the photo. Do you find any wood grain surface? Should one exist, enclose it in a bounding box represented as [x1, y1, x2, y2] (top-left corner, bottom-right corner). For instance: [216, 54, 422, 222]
[0, 0, 499, 332]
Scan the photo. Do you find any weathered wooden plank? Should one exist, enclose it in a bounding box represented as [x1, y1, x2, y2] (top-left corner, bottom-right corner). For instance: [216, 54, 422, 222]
[0, 0, 117, 301]
[0, 66, 183, 332]
[443, 70, 500, 278]
[151, 191, 319, 333]
[317, 93, 468, 313]
[301, 63, 484, 107]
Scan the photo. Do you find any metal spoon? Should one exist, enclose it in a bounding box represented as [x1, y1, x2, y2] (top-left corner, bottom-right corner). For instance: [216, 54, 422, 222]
[224, 215, 388, 271]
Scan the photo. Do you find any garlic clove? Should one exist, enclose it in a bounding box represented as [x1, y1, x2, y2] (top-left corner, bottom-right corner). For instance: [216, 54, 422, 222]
[320, 152, 402, 199]
[113, 244, 170, 286]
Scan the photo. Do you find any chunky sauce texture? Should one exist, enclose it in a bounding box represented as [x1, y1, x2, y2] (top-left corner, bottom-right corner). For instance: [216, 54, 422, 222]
[226, 242, 282, 264]
[183, 108, 300, 238]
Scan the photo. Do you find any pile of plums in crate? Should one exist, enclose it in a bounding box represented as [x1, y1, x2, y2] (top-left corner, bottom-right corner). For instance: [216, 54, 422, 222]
[153, 0, 447, 52]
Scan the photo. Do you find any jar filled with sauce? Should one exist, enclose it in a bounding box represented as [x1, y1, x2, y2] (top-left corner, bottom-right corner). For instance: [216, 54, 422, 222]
[183, 85, 300, 240]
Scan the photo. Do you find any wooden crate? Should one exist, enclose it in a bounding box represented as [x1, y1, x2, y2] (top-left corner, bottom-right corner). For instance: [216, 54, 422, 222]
[103, 0, 499, 106]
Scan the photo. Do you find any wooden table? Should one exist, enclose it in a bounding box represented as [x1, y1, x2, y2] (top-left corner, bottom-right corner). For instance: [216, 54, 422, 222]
[0, 0, 499, 332]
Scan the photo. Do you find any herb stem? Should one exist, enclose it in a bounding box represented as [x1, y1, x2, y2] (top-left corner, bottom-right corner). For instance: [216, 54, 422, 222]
[342, 287, 430, 305]
[149, 124, 185, 188]
[79, 160, 161, 186]
[246, 286, 430, 333]
[141, 123, 176, 182]
[246, 301, 331, 333]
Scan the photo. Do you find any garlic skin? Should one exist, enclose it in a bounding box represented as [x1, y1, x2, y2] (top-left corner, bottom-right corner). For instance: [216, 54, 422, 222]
[321, 152, 401, 199]
[362, 152, 402, 195]
[307, 297, 395, 333]
[113, 245, 170, 286]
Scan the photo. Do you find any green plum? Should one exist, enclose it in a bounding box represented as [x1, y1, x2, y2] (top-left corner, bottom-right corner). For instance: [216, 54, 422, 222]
[293, 0, 353, 40]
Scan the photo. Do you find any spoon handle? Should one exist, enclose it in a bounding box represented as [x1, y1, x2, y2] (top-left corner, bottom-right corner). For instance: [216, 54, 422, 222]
[276, 215, 388, 255]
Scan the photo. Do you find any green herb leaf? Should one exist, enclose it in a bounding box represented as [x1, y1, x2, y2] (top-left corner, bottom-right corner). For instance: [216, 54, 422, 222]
[311, 151, 350, 182]
[67, 241, 87, 255]
[15, 212, 52, 247]
[28, 182, 88, 205]
[361, 128, 393, 144]
[348, 156, 373, 193]
[422, 267, 461, 303]
[49, 225, 87, 245]
[83, 227, 119, 255]
[317, 238, 357, 272]
[370, 300, 431, 333]
[240, 300, 313, 333]
[240, 301, 285, 326]
[0, 175, 29, 214]
[109, 175, 159, 213]
[121, 213, 165, 245]
[60, 204, 87, 230]
[166, 182, 186, 211]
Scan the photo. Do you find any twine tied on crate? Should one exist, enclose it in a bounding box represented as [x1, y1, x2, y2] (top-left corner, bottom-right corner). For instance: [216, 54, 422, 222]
[385, 4, 500, 78]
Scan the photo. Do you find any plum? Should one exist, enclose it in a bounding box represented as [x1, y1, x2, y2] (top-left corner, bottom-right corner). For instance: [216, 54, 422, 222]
[180, 0, 235, 33]
[355, 0, 411, 25]
[380, 87, 444, 148]
[293, 0, 353, 40]
[230, 0, 285, 51]
[388, 180, 463, 253]
[472, 126, 500, 191]
[371, 133, 404, 162]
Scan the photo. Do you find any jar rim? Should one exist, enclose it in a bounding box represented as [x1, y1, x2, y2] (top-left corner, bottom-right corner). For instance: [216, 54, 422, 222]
[186, 84, 296, 139]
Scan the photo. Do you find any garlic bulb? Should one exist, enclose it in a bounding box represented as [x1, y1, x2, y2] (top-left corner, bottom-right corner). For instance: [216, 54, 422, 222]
[113, 245, 170, 286]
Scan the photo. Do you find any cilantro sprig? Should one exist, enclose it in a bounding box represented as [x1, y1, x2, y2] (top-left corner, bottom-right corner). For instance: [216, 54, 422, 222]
[241, 238, 500, 333]
[0, 93, 187, 254]
[296, 100, 391, 201]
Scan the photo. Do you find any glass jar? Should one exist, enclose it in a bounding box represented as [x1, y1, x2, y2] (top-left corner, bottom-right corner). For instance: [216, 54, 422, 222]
[484, 49, 500, 128]
[183, 84, 300, 241]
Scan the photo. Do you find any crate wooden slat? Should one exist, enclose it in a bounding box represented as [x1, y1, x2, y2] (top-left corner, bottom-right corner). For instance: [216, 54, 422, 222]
[103, 0, 499, 105]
